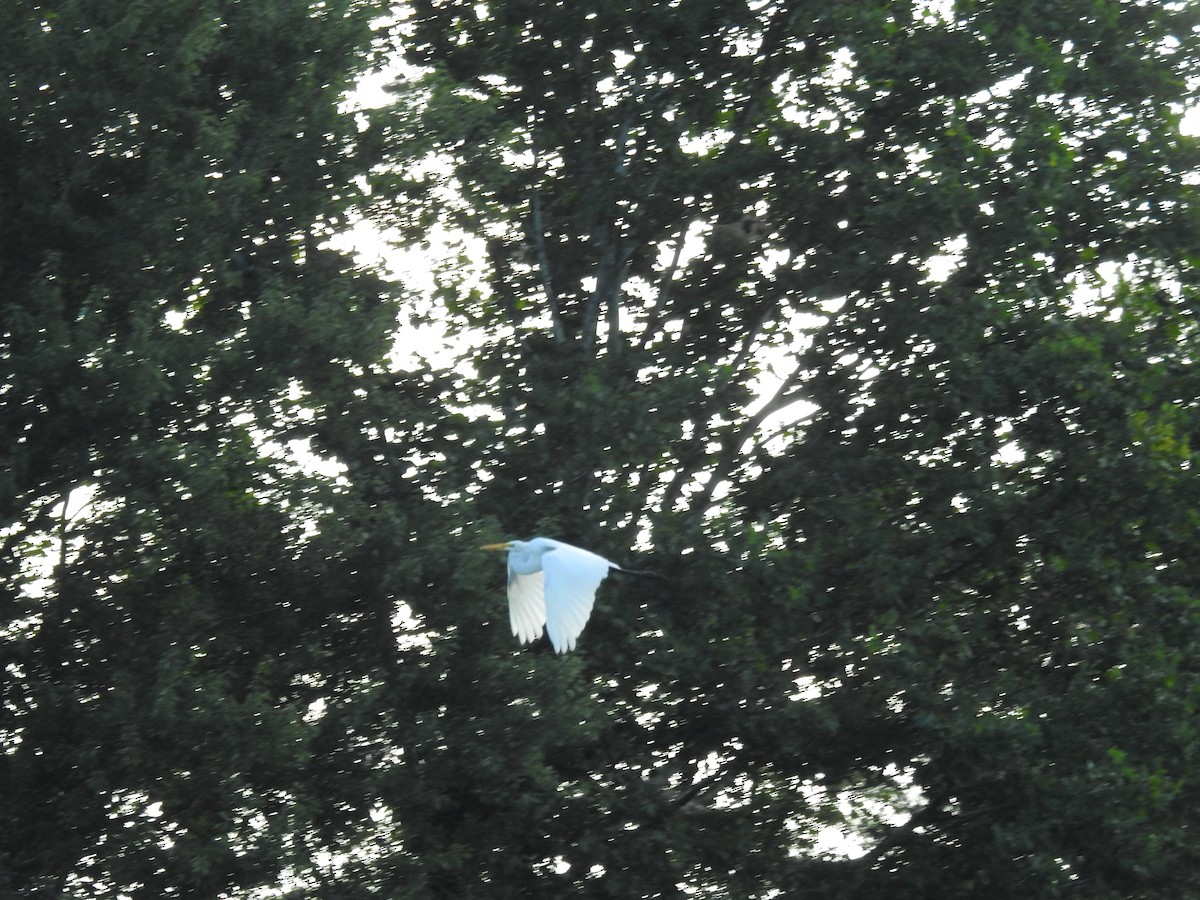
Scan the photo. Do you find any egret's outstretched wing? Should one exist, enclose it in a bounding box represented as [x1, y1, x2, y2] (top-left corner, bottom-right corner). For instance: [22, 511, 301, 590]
[541, 542, 613, 653]
[508, 567, 546, 646]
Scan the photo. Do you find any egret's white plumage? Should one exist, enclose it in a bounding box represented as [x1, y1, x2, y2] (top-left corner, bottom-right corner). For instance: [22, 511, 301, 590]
[481, 537, 616, 653]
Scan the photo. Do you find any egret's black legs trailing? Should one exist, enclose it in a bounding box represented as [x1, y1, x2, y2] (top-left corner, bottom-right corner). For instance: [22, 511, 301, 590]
[613, 565, 667, 582]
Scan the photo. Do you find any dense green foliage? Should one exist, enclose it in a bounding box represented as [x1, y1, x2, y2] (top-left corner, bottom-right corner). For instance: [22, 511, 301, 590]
[1, 1, 394, 895]
[4, 0, 1200, 897]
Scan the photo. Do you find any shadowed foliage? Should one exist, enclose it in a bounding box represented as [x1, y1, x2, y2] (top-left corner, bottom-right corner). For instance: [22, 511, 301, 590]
[4, 1, 1200, 897]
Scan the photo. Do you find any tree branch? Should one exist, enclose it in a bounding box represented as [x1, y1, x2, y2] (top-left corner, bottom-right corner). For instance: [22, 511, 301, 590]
[683, 361, 808, 528]
[528, 190, 565, 344]
[637, 229, 687, 353]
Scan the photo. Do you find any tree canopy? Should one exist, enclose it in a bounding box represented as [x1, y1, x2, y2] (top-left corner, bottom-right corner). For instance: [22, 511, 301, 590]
[4, 0, 1200, 897]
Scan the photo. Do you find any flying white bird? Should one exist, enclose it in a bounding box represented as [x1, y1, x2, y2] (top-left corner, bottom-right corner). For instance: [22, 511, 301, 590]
[480, 537, 658, 653]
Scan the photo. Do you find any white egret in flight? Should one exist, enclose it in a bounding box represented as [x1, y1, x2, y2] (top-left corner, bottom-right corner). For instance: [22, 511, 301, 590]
[480, 537, 658, 653]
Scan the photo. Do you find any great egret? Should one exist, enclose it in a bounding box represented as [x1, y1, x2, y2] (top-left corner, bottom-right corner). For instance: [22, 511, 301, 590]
[480, 537, 656, 653]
